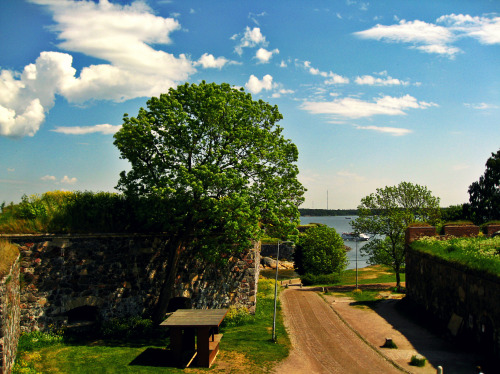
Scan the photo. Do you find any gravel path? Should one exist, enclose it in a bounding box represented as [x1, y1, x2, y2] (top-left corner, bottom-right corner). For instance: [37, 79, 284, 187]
[273, 288, 402, 373]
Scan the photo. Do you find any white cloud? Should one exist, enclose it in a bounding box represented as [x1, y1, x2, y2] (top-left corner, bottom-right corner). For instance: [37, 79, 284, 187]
[301, 94, 437, 119]
[355, 74, 409, 86]
[337, 170, 365, 181]
[354, 125, 413, 136]
[234, 26, 268, 55]
[324, 73, 350, 85]
[61, 175, 77, 184]
[196, 53, 236, 69]
[41, 175, 57, 181]
[464, 102, 499, 110]
[1, 0, 196, 138]
[355, 19, 459, 57]
[52, 124, 122, 135]
[302, 61, 349, 84]
[279, 60, 288, 68]
[255, 48, 279, 63]
[355, 14, 500, 58]
[437, 14, 500, 45]
[7, 168, 15, 172]
[245, 74, 274, 94]
[272, 88, 295, 98]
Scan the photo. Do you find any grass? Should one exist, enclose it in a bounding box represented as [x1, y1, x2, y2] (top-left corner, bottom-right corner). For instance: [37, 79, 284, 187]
[0, 239, 19, 279]
[338, 265, 405, 286]
[14, 278, 289, 373]
[411, 235, 500, 277]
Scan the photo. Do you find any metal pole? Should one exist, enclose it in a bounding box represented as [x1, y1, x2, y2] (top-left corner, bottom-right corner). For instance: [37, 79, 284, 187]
[272, 241, 280, 341]
[355, 238, 358, 289]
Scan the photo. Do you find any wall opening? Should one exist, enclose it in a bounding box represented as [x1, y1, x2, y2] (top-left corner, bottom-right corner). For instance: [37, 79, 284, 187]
[67, 305, 99, 325]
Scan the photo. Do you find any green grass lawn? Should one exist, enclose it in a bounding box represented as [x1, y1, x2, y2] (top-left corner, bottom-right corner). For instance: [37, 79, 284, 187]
[339, 265, 405, 286]
[14, 279, 289, 374]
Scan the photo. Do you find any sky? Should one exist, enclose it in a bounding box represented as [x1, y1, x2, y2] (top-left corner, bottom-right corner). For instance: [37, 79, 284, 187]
[1, 0, 499, 209]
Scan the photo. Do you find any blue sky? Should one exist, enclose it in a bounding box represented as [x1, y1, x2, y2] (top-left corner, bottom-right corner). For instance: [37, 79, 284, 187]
[1, 0, 499, 209]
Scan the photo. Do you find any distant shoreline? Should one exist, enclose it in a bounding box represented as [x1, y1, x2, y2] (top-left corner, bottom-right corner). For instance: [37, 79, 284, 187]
[299, 208, 358, 217]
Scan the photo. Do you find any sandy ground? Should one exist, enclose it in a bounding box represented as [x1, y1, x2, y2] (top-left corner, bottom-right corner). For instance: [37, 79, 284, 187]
[273, 285, 489, 374]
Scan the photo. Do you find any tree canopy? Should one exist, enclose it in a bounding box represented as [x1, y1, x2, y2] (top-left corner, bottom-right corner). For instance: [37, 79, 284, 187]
[113, 81, 305, 320]
[468, 149, 500, 224]
[294, 225, 347, 276]
[351, 181, 441, 288]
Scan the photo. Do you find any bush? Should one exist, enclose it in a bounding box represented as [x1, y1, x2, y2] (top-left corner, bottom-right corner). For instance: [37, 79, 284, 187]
[221, 306, 254, 327]
[410, 355, 426, 367]
[301, 273, 340, 286]
[294, 225, 347, 276]
[99, 317, 155, 339]
[17, 331, 64, 352]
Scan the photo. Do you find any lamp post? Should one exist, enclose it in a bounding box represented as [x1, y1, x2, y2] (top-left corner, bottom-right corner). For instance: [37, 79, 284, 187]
[272, 240, 293, 342]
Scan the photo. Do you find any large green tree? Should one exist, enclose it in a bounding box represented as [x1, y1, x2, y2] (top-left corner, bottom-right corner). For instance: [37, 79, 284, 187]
[113, 82, 305, 321]
[468, 149, 500, 224]
[351, 182, 441, 288]
[294, 225, 347, 276]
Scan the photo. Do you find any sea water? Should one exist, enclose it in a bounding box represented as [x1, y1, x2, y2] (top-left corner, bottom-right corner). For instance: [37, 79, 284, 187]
[299, 216, 370, 270]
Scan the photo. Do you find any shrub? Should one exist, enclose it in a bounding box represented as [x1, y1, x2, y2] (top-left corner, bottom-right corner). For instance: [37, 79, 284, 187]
[17, 331, 64, 352]
[221, 306, 254, 327]
[99, 317, 155, 339]
[410, 355, 426, 367]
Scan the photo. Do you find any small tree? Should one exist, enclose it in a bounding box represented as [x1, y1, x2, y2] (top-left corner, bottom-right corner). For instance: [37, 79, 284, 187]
[468, 149, 500, 224]
[351, 182, 441, 289]
[294, 225, 347, 275]
[113, 82, 305, 321]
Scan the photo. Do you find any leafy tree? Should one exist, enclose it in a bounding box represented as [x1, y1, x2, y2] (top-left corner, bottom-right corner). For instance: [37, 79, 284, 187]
[468, 149, 500, 224]
[294, 225, 347, 276]
[113, 82, 305, 321]
[351, 182, 441, 288]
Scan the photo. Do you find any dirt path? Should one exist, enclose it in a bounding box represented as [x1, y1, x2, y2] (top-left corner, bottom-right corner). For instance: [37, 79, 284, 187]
[274, 286, 488, 374]
[272, 288, 402, 373]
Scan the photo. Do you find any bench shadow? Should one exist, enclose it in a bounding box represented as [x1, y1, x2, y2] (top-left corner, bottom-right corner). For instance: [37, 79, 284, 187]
[129, 348, 179, 368]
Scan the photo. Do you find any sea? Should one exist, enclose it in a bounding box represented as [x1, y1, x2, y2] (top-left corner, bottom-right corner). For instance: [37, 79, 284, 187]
[299, 216, 370, 270]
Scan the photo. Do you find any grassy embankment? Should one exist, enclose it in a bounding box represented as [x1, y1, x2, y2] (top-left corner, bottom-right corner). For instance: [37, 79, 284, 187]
[13, 279, 289, 374]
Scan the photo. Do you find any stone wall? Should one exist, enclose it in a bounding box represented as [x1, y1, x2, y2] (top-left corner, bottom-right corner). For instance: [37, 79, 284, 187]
[405, 226, 500, 358]
[0, 255, 20, 374]
[2, 234, 259, 332]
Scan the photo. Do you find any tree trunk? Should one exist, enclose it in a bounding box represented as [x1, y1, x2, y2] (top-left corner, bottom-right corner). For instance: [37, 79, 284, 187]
[394, 263, 401, 291]
[152, 238, 184, 324]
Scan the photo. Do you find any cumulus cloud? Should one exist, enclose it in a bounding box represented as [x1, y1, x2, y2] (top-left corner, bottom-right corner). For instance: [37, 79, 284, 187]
[355, 74, 409, 86]
[245, 74, 274, 94]
[355, 14, 500, 58]
[255, 48, 279, 63]
[195, 53, 237, 69]
[301, 94, 437, 119]
[52, 123, 122, 135]
[61, 175, 77, 184]
[0, 0, 196, 138]
[233, 26, 268, 55]
[354, 125, 413, 136]
[41, 175, 57, 181]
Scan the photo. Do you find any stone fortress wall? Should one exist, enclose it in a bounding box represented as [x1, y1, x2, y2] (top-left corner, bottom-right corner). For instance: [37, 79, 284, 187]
[405, 224, 500, 359]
